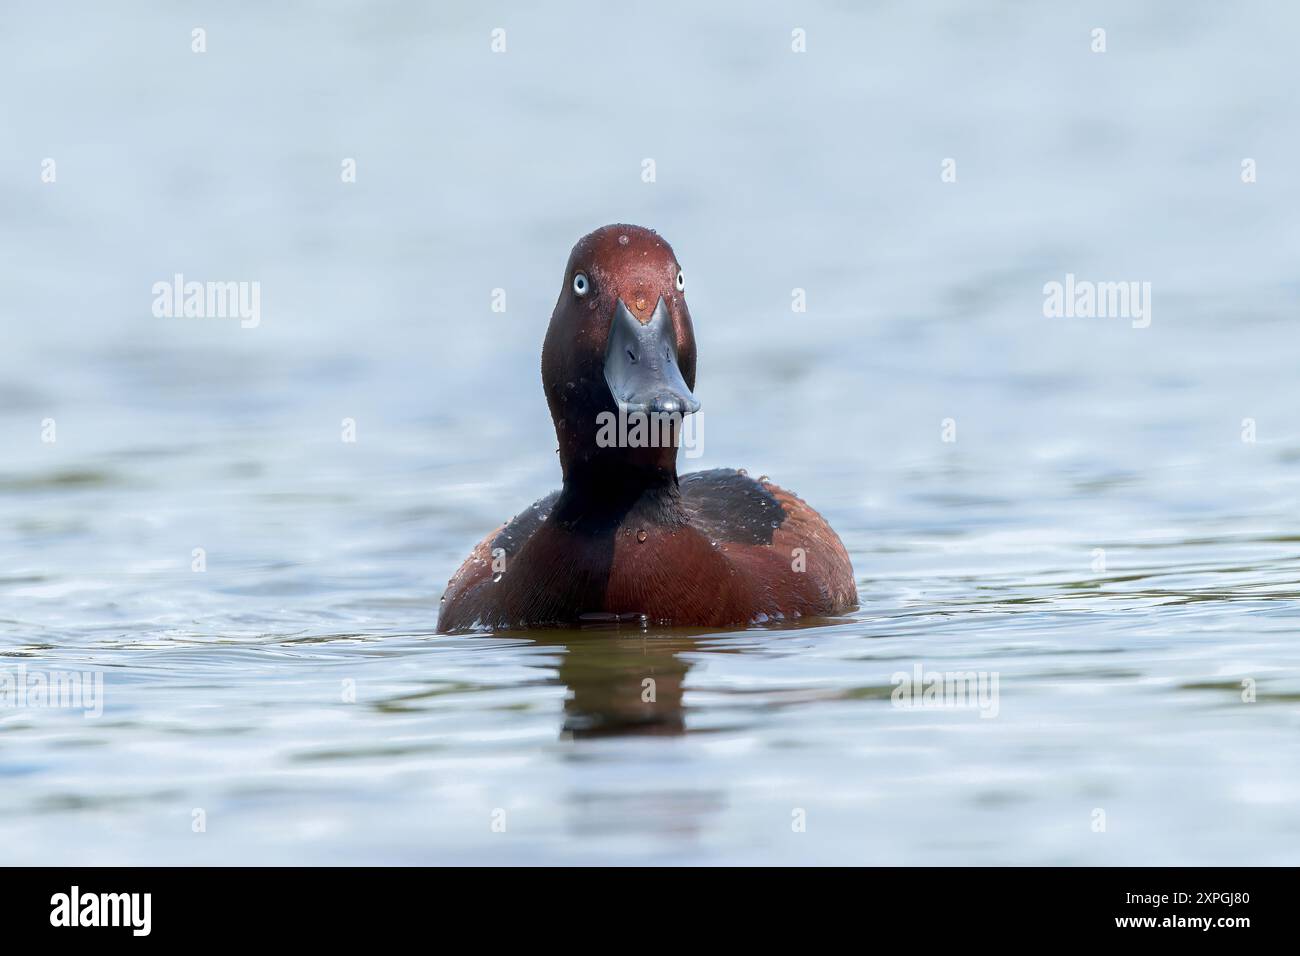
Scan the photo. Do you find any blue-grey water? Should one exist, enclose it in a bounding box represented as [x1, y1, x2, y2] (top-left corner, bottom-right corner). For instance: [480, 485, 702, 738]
[2, 1, 1299, 864]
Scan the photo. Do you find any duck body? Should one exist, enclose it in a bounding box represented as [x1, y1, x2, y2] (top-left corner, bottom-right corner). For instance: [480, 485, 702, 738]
[437, 225, 856, 633]
[438, 468, 856, 631]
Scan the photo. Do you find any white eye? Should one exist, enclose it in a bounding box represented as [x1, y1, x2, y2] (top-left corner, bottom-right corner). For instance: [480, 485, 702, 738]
[573, 272, 590, 297]
[675, 269, 685, 292]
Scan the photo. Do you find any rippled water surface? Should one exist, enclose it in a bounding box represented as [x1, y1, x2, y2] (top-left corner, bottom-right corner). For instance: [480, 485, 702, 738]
[2, 1, 1299, 864]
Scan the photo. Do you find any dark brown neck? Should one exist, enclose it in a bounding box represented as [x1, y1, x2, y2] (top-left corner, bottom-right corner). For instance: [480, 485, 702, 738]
[553, 449, 685, 533]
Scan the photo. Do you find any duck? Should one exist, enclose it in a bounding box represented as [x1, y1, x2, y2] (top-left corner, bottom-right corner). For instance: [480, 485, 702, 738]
[437, 224, 857, 633]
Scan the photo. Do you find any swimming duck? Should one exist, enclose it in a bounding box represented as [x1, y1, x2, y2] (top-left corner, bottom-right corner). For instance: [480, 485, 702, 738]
[437, 224, 856, 632]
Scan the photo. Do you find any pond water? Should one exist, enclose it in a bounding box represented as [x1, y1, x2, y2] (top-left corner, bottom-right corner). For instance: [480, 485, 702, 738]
[2, 1, 1298, 864]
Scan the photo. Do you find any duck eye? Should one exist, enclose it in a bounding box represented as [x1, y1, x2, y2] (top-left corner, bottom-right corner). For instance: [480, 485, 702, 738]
[573, 272, 590, 297]
[675, 269, 685, 292]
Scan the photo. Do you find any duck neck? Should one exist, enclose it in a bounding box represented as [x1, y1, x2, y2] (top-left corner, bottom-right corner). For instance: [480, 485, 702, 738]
[553, 453, 685, 532]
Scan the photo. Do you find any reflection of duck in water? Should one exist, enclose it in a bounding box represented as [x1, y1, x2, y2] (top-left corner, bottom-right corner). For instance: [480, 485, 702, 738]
[532, 629, 697, 738]
[541, 631, 728, 843]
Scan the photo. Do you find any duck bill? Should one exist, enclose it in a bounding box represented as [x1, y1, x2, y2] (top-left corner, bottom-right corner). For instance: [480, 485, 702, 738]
[603, 297, 700, 416]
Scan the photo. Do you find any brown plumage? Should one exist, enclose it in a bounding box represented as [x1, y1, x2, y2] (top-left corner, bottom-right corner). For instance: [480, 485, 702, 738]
[437, 225, 856, 633]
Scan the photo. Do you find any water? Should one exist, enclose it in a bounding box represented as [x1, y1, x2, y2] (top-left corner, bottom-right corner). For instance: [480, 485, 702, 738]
[3, 1, 1299, 864]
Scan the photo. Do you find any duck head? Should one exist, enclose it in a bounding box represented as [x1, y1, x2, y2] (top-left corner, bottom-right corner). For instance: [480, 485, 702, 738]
[542, 224, 699, 483]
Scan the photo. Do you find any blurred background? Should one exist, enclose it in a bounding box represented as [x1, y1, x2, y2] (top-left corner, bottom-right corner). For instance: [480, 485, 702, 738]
[1, 1, 1298, 864]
